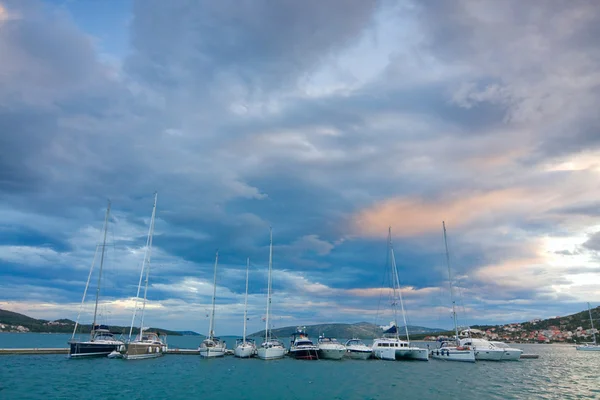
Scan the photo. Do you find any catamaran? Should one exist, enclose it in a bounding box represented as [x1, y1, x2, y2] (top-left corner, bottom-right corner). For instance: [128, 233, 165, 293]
[372, 228, 428, 361]
[430, 221, 475, 362]
[199, 251, 227, 358]
[123, 193, 167, 360]
[576, 302, 600, 351]
[256, 228, 286, 360]
[234, 258, 256, 358]
[69, 201, 125, 358]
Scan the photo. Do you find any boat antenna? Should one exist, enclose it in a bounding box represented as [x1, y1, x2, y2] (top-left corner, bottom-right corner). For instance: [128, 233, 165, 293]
[389, 227, 410, 343]
[442, 221, 460, 346]
[91, 200, 111, 339]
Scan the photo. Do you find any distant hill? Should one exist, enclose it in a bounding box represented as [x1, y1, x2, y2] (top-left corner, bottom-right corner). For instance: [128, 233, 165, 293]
[249, 322, 444, 339]
[176, 330, 201, 336]
[0, 308, 183, 336]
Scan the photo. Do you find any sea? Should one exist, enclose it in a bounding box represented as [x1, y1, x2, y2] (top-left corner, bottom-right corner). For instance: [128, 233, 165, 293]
[0, 333, 598, 399]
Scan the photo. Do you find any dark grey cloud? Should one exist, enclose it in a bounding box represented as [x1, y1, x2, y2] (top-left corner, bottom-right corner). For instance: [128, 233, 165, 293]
[583, 232, 600, 251]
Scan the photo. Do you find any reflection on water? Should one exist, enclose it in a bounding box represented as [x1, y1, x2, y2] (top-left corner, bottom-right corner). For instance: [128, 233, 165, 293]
[1, 333, 599, 399]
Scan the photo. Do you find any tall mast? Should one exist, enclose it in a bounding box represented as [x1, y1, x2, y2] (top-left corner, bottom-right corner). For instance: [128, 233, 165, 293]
[242, 257, 250, 344]
[72, 244, 100, 340]
[389, 227, 410, 343]
[208, 250, 219, 340]
[588, 302, 596, 345]
[138, 192, 158, 339]
[442, 221, 460, 345]
[91, 200, 111, 338]
[128, 192, 157, 340]
[264, 227, 273, 344]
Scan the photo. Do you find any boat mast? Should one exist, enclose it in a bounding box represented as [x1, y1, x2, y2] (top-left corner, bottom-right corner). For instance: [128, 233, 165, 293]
[264, 227, 273, 344]
[72, 244, 100, 340]
[91, 201, 111, 338]
[243, 257, 250, 344]
[128, 192, 158, 341]
[389, 227, 410, 343]
[588, 302, 597, 345]
[208, 250, 219, 340]
[442, 221, 460, 345]
[138, 192, 158, 339]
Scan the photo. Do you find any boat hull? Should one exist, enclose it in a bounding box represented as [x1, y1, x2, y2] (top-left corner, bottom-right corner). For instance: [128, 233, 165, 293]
[474, 348, 504, 361]
[289, 348, 319, 360]
[256, 346, 286, 360]
[199, 347, 226, 358]
[373, 346, 396, 361]
[500, 349, 523, 360]
[318, 348, 346, 360]
[234, 344, 255, 358]
[346, 349, 372, 360]
[430, 347, 475, 362]
[395, 348, 429, 361]
[123, 342, 164, 360]
[68, 341, 124, 358]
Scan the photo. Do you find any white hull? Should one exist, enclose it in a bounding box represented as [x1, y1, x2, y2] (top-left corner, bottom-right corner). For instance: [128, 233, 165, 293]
[346, 349, 372, 360]
[199, 347, 226, 358]
[474, 348, 504, 361]
[234, 344, 256, 358]
[256, 346, 286, 360]
[318, 348, 346, 360]
[576, 345, 600, 351]
[373, 346, 396, 360]
[430, 347, 475, 362]
[396, 347, 429, 361]
[500, 349, 523, 360]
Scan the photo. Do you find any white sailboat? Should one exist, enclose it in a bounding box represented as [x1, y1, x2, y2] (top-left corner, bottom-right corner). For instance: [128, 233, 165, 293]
[430, 221, 475, 362]
[576, 302, 600, 351]
[199, 251, 227, 358]
[234, 258, 256, 358]
[256, 227, 286, 360]
[69, 201, 125, 358]
[123, 192, 167, 360]
[372, 228, 428, 361]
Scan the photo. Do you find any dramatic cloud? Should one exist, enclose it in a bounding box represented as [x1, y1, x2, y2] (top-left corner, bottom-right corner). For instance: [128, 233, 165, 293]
[1, 0, 600, 333]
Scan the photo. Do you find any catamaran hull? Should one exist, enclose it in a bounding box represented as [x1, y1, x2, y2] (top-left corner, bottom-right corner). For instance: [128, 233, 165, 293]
[500, 349, 523, 360]
[373, 347, 396, 361]
[234, 345, 255, 358]
[473, 349, 504, 361]
[199, 347, 226, 358]
[68, 342, 124, 358]
[430, 348, 475, 362]
[124, 343, 164, 360]
[257, 347, 286, 360]
[396, 348, 429, 361]
[346, 349, 372, 360]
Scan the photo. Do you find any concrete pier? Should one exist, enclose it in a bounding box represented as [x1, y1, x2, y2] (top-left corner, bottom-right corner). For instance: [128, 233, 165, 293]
[0, 348, 69, 355]
[520, 354, 540, 359]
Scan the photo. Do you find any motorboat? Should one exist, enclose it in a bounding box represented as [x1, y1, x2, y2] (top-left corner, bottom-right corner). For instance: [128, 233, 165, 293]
[489, 341, 524, 360]
[256, 228, 286, 360]
[344, 338, 372, 360]
[234, 258, 256, 358]
[289, 327, 319, 360]
[459, 338, 504, 361]
[317, 336, 346, 360]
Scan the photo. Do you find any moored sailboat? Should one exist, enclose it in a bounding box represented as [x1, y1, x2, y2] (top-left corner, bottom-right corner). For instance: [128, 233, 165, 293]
[372, 228, 428, 361]
[576, 302, 600, 351]
[429, 221, 475, 363]
[256, 227, 286, 360]
[69, 201, 125, 358]
[123, 193, 167, 360]
[234, 258, 256, 358]
[199, 251, 227, 358]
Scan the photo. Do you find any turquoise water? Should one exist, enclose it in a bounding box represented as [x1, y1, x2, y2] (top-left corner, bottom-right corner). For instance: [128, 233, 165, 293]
[1, 334, 599, 399]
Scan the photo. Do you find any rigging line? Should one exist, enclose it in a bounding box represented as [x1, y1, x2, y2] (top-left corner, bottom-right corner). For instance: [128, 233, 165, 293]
[375, 233, 390, 331]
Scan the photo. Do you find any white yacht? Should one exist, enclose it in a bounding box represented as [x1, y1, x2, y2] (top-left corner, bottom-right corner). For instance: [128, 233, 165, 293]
[317, 336, 346, 360]
[123, 193, 167, 360]
[199, 251, 227, 358]
[372, 228, 428, 362]
[576, 302, 600, 351]
[459, 338, 504, 361]
[344, 339, 372, 360]
[429, 222, 475, 363]
[234, 258, 256, 358]
[256, 228, 286, 360]
[489, 341, 524, 360]
[69, 201, 125, 358]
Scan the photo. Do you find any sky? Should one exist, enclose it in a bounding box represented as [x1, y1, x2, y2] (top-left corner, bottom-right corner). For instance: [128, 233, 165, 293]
[1, 0, 600, 335]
